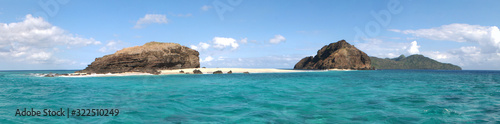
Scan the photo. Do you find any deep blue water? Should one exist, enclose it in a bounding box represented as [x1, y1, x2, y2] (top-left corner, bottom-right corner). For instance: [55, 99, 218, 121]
[0, 70, 499, 123]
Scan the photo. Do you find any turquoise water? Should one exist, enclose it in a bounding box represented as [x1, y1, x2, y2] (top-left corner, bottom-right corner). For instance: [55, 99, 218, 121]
[0, 70, 499, 123]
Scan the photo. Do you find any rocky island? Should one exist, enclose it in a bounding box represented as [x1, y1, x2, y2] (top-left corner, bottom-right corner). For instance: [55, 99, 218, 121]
[294, 40, 373, 70]
[76, 41, 200, 74]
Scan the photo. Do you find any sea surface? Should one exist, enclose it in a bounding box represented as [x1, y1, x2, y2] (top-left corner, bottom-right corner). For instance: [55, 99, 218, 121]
[0, 70, 499, 123]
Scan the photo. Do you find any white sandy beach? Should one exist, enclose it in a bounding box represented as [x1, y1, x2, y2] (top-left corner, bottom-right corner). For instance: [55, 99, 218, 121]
[159, 68, 316, 74]
[57, 72, 153, 77]
[327, 69, 354, 71]
[54, 68, 332, 77]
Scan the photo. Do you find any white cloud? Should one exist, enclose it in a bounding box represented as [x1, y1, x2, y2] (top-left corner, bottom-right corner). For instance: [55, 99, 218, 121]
[190, 42, 210, 51]
[200, 42, 210, 50]
[421, 46, 500, 70]
[27, 51, 52, 61]
[99, 40, 124, 53]
[426, 51, 448, 59]
[213, 37, 239, 49]
[200, 56, 214, 62]
[0, 14, 101, 64]
[240, 38, 248, 44]
[201, 5, 212, 11]
[134, 14, 168, 29]
[407, 41, 420, 54]
[355, 38, 409, 58]
[190, 45, 198, 50]
[192, 35, 296, 68]
[393, 23, 500, 53]
[190, 36, 278, 53]
[269, 35, 286, 44]
[189, 37, 242, 64]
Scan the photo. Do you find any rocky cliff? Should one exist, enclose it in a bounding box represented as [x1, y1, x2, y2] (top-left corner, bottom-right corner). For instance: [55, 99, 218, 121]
[370, 55, 462, 70]
[76, 42, 200, 74]
[294, 40, 372, 70]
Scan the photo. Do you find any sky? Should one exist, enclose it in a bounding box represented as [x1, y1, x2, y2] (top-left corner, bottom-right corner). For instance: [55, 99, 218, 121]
[0, 0, 499, 70]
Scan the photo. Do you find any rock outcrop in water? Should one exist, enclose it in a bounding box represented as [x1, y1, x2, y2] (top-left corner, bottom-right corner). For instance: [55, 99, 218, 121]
[294, 40, 373, 70]
[76, 42, 200, 74]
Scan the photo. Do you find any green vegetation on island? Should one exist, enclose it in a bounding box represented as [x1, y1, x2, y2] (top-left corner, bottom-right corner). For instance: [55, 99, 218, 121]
[370, 55, 462, 70]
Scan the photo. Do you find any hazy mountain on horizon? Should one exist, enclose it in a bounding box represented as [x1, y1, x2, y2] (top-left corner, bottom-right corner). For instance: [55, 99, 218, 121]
[370, 54, 462, 70]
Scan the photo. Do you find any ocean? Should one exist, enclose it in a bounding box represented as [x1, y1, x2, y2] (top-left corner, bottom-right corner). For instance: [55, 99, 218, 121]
[0, 70, 499, 123]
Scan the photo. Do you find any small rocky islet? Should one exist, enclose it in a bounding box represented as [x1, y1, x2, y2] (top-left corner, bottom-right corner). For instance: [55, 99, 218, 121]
[76, 41, 200, 74]
[294, 40, 373, 70]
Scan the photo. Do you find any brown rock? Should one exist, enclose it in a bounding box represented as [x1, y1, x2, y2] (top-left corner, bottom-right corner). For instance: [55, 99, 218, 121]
[227, 70, 232, 74]
[193, 69, 203, 74]
[76, 41, 200, 74]
[213, 70, 223, 74]
[294, 40, 372, 70]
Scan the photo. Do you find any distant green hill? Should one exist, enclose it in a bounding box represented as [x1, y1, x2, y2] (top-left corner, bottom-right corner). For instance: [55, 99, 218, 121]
[370, 55, 461, 70]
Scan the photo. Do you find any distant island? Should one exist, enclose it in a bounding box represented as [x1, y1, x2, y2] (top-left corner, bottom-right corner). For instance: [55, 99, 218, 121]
[370, 55, 462, 70]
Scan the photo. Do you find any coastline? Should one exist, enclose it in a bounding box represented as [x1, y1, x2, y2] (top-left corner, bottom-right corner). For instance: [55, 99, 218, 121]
[160, 68, 316, 74]
[327, 69, 354, 71]
[52, 68, 336, 77]
[54, 72, 154, 77]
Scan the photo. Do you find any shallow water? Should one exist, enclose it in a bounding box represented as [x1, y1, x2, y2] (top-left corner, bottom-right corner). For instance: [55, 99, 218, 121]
[0, 70, 499, 123]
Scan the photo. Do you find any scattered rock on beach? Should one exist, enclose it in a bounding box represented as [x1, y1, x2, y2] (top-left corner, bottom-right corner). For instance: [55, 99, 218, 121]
[193, 69, 203, 74]
[213, 70, 223, 74]
[44, 74, 55, 77]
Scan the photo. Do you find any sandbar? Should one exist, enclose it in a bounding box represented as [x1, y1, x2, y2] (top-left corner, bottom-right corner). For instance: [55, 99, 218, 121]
[53, 68, 333, 77]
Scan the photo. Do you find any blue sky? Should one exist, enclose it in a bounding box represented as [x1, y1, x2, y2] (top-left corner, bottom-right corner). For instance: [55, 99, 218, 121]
[1, 0, 499, 70]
